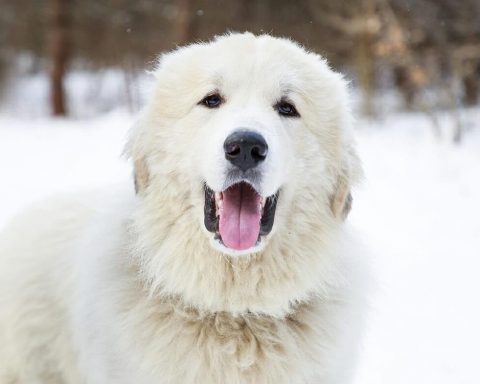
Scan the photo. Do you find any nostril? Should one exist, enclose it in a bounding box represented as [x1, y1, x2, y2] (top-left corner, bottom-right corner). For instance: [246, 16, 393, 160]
[225, 143, 241, 157]
[251, 145, 267, 161]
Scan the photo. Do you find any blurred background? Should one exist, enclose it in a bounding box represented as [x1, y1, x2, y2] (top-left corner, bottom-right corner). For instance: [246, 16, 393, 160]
[1, 0, 480, 122]
[0, 1, 479, 383]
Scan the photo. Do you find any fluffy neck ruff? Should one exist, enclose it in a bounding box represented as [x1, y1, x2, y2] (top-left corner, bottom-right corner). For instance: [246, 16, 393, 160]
[130, 176, 347, 318]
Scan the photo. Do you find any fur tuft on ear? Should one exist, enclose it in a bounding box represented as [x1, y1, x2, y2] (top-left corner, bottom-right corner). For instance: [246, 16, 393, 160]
[330, 143, 363, 220]
[134, 157, 149, 193]
[330, 180, 353, 220]
[124, 117, 151, 194]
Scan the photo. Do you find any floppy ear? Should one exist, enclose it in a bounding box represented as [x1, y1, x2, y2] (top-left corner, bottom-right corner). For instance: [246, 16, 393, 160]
[124, 118, 151, 194]
[134, 157, 150, 194]
[330, 178, 353, 220]
[330, 145, 362, 220]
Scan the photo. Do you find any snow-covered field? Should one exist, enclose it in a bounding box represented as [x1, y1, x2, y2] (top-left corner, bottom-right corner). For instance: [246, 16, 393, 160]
[351, 111, 480, 384]
[0, 107, 479, 383]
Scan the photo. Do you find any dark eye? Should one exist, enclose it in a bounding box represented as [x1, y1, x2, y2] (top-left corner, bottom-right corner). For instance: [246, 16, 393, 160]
[199, 93, 223, 108]
[275, 100, 300, 117]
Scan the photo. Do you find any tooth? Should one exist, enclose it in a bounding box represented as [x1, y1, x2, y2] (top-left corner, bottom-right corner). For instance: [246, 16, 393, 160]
[215, 192, 223, 217]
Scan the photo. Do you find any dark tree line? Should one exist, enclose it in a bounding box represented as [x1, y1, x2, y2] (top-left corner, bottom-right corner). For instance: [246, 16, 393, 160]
[0, 0, 479, 117]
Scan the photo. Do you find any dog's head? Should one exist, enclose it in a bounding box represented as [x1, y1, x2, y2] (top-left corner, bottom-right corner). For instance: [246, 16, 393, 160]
[127, 33, 362, 313]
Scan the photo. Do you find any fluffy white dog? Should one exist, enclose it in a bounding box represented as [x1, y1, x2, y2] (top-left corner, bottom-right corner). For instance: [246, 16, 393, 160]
[0, 33, 367, 384]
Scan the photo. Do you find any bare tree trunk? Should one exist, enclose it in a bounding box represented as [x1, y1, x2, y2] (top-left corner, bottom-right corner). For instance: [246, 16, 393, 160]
[49, 0, 70, 116]
[240, 0, 256, 23]
[174, 0, 195, 45]
[393, 65, 416, 109]
[462, 61, 479, 106]
[357, 0, 377, 116]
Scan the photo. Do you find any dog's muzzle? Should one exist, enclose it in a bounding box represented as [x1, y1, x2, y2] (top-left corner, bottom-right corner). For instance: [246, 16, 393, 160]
[204, 129, 278, 251]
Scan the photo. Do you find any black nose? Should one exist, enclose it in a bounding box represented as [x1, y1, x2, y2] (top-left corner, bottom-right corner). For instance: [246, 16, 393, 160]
[224, 130, 268, 172]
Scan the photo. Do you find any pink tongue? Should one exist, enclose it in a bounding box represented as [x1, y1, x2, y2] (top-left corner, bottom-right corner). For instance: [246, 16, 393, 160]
[219, 183, 262, 250]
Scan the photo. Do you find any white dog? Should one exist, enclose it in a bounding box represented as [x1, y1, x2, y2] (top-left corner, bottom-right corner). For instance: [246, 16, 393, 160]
[0, 33, 367, 384]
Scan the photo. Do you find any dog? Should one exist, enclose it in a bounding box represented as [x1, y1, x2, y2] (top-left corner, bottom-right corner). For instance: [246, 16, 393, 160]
[0, 33, 367, 384]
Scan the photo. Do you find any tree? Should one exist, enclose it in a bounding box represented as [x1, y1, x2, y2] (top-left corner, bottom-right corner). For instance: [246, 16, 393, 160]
[174, 0, 195, 45]
[48, 0, 70, 116]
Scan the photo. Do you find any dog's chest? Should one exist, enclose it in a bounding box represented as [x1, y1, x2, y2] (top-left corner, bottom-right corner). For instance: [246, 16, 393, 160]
[130, 300, 323, 384]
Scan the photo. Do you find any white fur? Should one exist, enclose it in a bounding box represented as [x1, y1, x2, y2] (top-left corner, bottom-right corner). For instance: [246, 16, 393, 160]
[0, 33, 367, 384]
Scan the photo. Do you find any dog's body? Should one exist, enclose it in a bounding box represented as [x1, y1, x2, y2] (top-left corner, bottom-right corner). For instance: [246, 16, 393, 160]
[0, 33, 367, 384]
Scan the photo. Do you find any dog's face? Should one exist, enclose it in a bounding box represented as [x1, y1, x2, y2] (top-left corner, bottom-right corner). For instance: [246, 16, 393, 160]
[130, 33, 361, 258]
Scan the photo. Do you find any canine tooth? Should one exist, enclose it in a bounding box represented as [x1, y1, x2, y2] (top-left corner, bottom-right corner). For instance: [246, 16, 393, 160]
[215, 192, 223, 217]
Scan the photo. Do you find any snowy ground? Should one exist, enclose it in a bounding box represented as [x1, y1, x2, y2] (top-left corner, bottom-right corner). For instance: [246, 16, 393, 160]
[0, 108, 479, 383]
[350, 110, 480, 384]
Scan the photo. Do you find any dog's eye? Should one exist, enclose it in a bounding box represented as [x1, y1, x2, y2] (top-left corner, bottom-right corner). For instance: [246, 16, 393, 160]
[199, 93, 223, 109]
[275, 100, 300, 117]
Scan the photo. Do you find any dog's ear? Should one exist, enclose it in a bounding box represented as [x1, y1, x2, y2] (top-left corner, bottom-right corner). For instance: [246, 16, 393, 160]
[330, 145, 362, 220]
[134, 157, 149, 194]
[330, 178, 353, 220]
[124, 118, 151, 194]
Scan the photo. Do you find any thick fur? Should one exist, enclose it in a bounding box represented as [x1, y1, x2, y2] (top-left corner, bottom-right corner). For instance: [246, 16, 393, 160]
[0, 33, 366, 384]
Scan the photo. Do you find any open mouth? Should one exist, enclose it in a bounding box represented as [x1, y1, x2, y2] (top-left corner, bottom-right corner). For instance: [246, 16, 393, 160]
[204, 182, 279, 251]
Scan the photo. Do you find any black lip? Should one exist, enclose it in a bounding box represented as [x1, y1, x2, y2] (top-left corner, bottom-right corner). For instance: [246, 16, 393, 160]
[204, 185, 218, 233]
[203, 183, 279, 241]
[259, 193, 278, 235]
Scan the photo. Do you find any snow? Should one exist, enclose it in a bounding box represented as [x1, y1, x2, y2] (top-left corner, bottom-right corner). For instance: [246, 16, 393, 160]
[350, 111, 480, 384]
[0, 111, 132, 226]
[0, 106, 479, 383]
